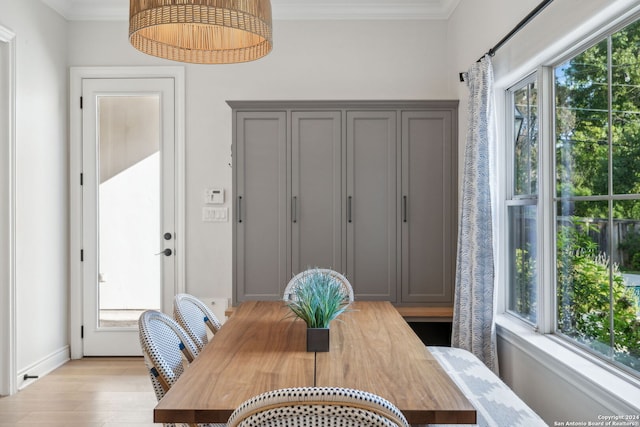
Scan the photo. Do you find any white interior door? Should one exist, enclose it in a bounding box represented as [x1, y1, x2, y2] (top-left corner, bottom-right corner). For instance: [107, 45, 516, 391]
[81, 77, 176, 356]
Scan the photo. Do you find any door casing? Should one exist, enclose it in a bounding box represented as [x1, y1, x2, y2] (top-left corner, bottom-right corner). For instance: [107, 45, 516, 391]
[69, 66, 185, 359]
[0, 24, 16, 395]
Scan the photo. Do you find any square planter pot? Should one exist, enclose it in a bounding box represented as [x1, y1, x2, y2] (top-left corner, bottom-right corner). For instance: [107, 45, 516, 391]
[306, 327, 330, 352]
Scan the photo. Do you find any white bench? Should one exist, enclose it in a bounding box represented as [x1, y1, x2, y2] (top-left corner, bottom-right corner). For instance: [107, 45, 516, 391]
[427, 346, 547, 427]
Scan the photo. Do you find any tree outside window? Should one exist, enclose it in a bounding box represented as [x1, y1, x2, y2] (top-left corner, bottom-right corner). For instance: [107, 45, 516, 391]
[554, 20, 640, 373]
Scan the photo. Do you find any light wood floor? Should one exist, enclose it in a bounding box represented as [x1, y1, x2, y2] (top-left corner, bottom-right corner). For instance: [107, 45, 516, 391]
[0, 357, 159, 426]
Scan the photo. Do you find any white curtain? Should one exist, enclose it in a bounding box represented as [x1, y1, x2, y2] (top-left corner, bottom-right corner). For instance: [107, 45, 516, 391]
[451, 55, 498, 373]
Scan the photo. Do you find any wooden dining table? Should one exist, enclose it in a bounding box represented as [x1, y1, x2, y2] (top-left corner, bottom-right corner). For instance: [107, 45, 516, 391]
[153, 300, 476, 425]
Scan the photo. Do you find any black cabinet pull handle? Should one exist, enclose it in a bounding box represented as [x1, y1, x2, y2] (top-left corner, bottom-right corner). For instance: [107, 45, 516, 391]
[238, 196, 243, 223]
[403, 196, 408, 223]
[292, 196, 297, 223]
[348, 196, 352, 223]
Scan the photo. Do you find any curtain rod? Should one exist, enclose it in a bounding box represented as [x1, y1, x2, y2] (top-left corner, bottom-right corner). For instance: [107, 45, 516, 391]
[459, 0, 554, 82]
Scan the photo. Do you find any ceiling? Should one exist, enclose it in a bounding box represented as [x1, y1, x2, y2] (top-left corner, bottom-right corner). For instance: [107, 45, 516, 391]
[40, 0, 461, 21]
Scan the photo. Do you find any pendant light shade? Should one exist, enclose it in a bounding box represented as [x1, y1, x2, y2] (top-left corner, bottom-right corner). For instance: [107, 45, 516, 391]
[129, 0, 273, 64]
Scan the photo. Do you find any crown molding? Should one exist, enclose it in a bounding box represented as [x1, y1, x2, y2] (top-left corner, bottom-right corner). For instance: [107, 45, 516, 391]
[41, 0, 460, 21]
[41, 0, 125, 21]
[274, 1, 461, 20]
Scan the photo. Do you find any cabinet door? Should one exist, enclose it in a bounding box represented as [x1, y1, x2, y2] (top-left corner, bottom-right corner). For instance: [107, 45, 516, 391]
[401, 110, 455, 303]
[291, 111, 343, 275]
[346, 111, 397, 300]
[234, 112, 288, 302]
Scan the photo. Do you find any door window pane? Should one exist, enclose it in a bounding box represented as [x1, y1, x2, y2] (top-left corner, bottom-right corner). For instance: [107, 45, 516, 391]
[98, 96, 161, 328]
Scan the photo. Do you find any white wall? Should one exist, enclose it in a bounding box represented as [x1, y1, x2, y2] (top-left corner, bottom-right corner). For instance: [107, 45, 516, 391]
[448, 0, 640, 424]
[0, 0, 69, 389]
[67, 18, 453, 301]
[446, 0, 541, 175]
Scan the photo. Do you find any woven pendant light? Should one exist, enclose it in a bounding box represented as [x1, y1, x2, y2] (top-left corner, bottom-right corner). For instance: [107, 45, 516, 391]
[129, 0, 273, 64]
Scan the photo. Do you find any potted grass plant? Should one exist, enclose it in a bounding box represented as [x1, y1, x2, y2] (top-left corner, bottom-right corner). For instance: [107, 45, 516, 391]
[285, 268, 351, 352]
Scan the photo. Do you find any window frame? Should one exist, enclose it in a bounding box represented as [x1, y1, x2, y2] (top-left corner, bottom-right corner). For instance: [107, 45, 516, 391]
[502, 16, 640, 379]
[550, 27, 640, 377]
[505, 73, 540, 327]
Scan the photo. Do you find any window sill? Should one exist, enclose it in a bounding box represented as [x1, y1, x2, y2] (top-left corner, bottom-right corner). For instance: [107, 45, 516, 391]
[495, 314, 640, 415]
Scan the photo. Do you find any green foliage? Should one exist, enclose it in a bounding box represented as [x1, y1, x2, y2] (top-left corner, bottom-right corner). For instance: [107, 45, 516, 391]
[550, 17, 640, 371]
[513, 247, 536, 322]
[555, 20, 640, 218]
[285, 269, 351, 328]
[556, 222, 640, 368]
[618, 227, 640, 270]
[632, 253, 640, 271]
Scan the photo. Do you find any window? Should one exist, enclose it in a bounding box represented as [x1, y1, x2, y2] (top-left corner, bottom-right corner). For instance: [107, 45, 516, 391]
[507, 76, 539, 324]
[554, 19, 640, 373]
[506, 18, 640, 376]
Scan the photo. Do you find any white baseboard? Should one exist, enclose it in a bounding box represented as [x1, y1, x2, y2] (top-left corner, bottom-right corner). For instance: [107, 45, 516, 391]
[17, 345, 70, 390]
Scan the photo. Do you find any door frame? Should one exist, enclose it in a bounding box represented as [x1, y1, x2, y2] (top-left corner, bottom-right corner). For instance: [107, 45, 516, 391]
[0, 24, 16, 395]
[69, 66, 185, 359]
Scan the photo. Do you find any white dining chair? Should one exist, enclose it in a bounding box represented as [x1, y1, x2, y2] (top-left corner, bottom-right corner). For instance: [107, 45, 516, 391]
[226, 386, 409, 427]
[174, 293, 222, 352]
[283, 268, 354, 302]
[138, 310, 225, 427]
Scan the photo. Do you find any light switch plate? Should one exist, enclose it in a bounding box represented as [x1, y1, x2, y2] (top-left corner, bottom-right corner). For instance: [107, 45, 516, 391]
[202, 207, 228, 222]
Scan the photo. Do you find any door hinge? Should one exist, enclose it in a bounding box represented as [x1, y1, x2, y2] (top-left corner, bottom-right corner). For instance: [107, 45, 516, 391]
[80, 249, 84, 262]
[81, 325, 84, 339]
[80, 173, 83, 186]
[80, 96, 83, 109]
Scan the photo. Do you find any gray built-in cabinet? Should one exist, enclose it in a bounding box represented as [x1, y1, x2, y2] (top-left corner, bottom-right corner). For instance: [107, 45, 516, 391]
[230, 101, 458, 307]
